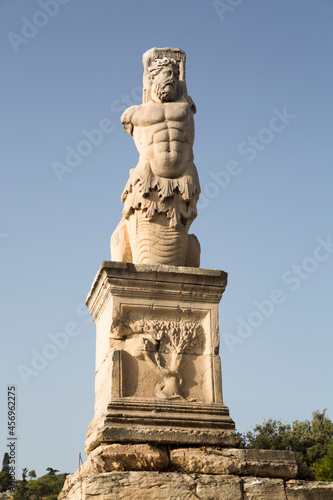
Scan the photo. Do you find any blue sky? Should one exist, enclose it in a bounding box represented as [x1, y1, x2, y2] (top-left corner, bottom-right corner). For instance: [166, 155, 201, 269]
[1, 0, 332, 478]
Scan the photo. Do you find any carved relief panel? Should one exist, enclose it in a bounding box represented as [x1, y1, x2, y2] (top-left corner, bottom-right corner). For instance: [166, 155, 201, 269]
[109, 305, 215, 403]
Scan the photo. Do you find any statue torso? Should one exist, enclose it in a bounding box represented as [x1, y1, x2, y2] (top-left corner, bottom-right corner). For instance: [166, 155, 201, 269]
[130, 100, 195, 178]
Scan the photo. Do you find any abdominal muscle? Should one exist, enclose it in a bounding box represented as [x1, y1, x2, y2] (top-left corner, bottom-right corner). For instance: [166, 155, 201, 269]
[150, 127, 189, 178]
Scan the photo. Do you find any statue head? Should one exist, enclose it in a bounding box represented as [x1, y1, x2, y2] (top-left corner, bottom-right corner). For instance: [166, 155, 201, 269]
[148, 57, 179, 102]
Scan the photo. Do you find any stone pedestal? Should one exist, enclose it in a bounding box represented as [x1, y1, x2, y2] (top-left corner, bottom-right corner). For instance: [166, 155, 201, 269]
[84, 261, 239, 453]
[59, 444, 333, 500]
[58, 46, 333, 500]
[59, 261, 333, 499]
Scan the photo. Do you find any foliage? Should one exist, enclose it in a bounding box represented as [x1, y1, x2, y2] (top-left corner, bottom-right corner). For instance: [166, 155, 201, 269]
[11, 468, 68, 500]
[13, 469, 30, 500]
[312, 440, 333, 481]
[46, 468, 59, 476]
[0, 454, 11, 493]
[1, 455, 10, 474]
[0, 471, 11, 493]
[28, 470, 36, 480]
[25, 471, 67, 499]
[242, 410, 333, 480]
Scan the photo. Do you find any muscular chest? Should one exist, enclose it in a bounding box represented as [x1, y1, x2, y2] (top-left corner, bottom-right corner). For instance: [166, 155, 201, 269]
[134, 102, 189, 126]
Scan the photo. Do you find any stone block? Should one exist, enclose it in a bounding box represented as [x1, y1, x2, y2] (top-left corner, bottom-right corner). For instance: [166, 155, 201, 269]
[243, 477, 287, 499]
[68, 472, 243, 500]
[194, 474, 243, 500]
[170, 447, 297, 479]
[86, 400, 239, 453]
[100, 443, 169, 471]
[59, 443, 169, 499]
[60, 472, 333, 500]
[243, 449, 297, 478]
[286, 479, 333, 499]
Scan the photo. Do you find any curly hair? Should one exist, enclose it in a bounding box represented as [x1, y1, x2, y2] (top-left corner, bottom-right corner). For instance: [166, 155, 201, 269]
[147, 57, 179, 83]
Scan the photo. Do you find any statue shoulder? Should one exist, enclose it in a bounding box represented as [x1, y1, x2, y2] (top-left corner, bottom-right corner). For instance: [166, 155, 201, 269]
[186, 95, 196, 114]
[121, 105, 141, 136]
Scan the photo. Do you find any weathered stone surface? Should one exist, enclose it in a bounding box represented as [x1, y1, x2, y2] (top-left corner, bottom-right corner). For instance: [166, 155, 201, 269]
[59, 443, 169, 499]
[85, 261, 239, 453]
[63, 482, 82, 500]
[243, 449, 297, 478]
[286, 479, 333, 499]
[243, 477, 287, 499]
[67, 472, 243, 500]
[194, 474, 243, 500]
[61, 444, 301, 498]
[170, 447, 297, 479]
[86, 401, 239, 453]
[101, 443, 169, 471]
[111, 47, 201, 267]
[59, 465, 333, 499]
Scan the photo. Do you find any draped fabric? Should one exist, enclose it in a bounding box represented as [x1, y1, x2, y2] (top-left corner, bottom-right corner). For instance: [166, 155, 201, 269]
[121, 160, 200, 228]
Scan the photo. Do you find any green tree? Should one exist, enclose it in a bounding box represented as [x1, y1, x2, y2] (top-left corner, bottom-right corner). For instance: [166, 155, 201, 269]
[0, 471, 11, 493]
[26, 471, 68, 499]
[312, 440, 333, 481]
[13, 468, 30, 500]
[46, 467, 59, 476]
[13, 468, 68, 499]
[243, 409, 333, 480]
[0, 453, 12, 492]
[2, 453, 10, 473]
[28, 470, 36, 480]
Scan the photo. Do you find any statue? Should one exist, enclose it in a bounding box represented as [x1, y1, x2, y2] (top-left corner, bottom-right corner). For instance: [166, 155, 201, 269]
[111, 47, 201, 267]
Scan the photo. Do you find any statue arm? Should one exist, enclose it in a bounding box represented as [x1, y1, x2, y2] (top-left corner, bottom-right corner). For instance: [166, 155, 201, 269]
[183, 97, 196, 146]
[121, 105, 139, 136]
[186, 95, 196, 115]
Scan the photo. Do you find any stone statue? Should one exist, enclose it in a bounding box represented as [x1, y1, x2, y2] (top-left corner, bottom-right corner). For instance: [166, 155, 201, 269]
[59, 47, 300, 500]
[111, 47, 201, 267]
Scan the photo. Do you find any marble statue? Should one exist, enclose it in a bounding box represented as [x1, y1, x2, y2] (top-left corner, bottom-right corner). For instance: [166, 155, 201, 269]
[111, 47, 201, 267]
[59, 48, 303, 500]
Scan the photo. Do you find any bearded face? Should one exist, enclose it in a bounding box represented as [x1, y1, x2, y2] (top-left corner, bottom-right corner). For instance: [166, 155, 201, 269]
[151, 66, 177, 102]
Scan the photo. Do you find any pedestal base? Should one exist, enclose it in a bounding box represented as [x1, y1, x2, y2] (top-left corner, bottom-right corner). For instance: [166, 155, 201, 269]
[85, 399, 239, 453]
[85, 262, 239, 452]
[59, 445, 333, 500]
